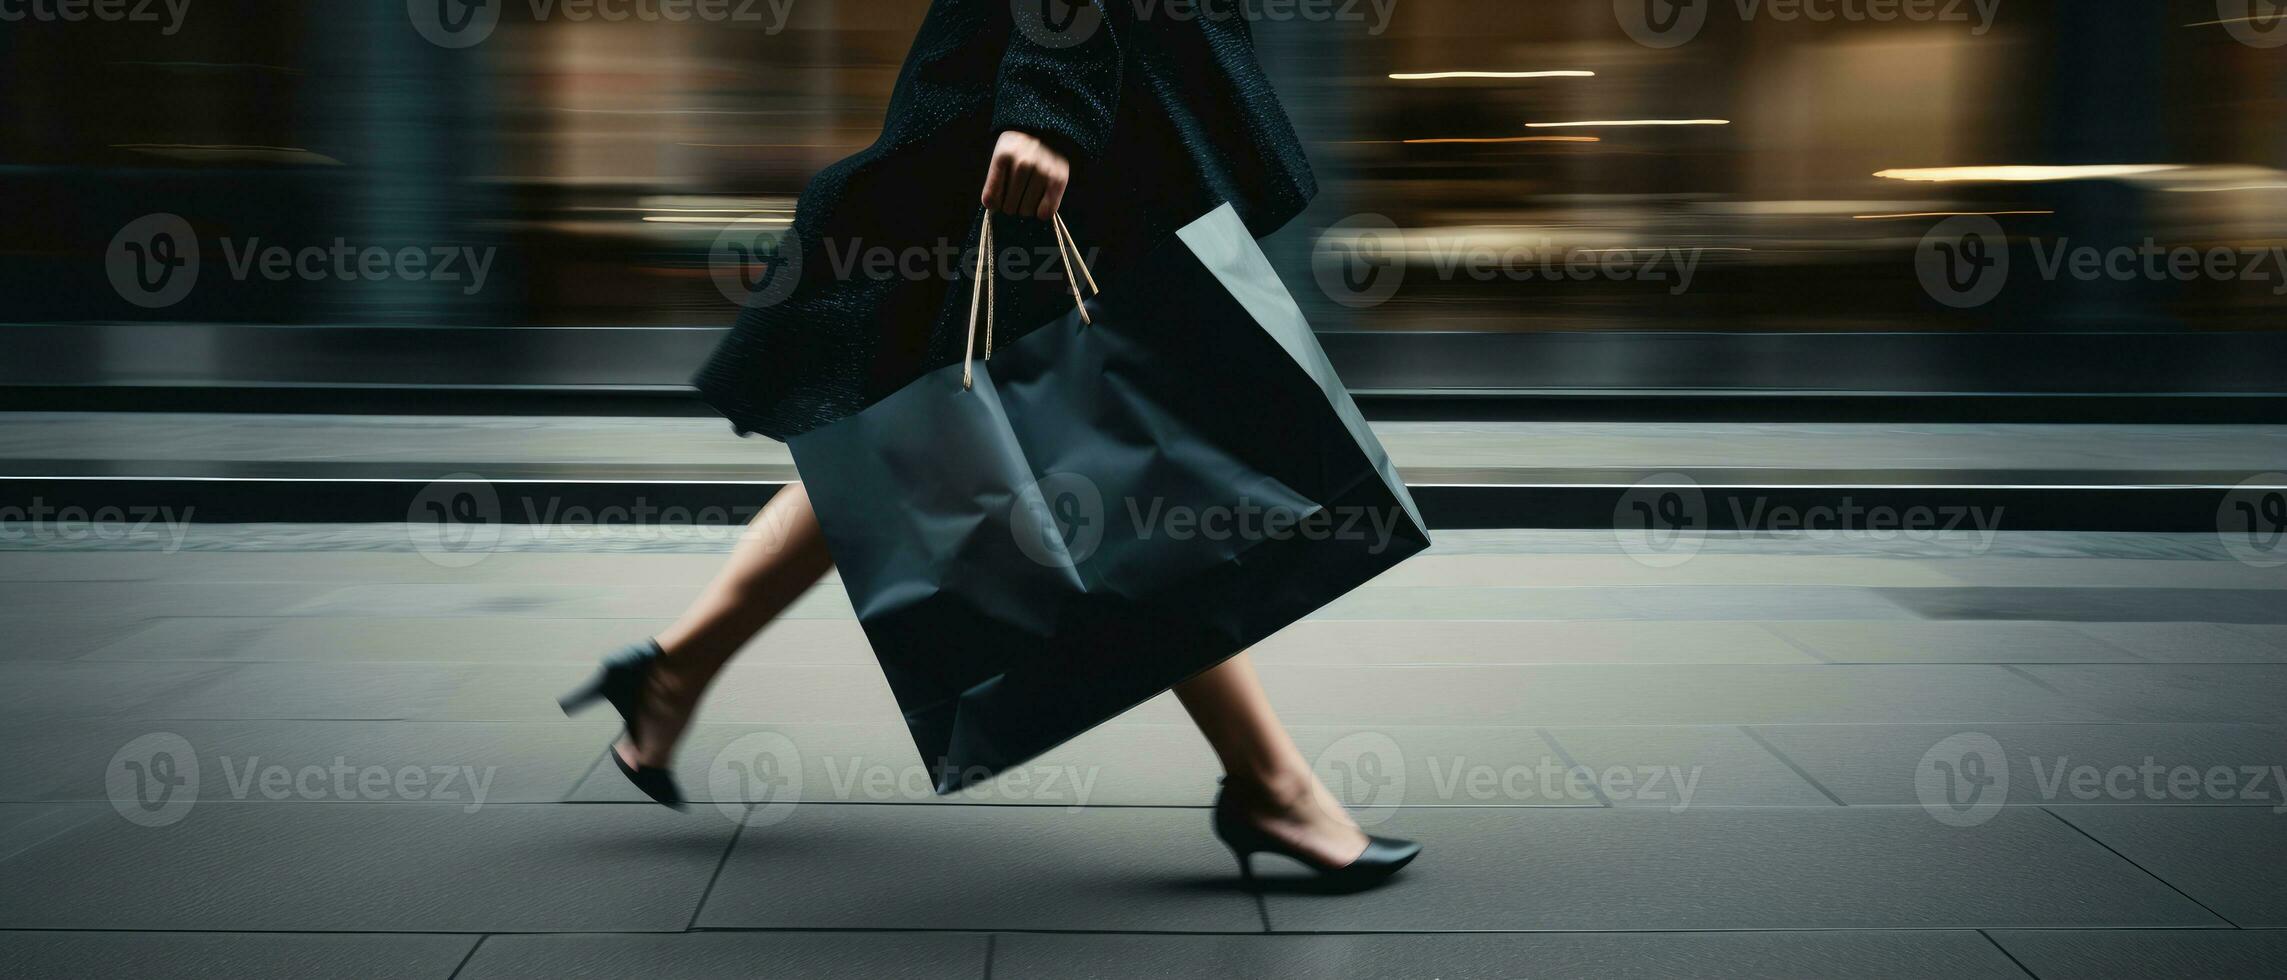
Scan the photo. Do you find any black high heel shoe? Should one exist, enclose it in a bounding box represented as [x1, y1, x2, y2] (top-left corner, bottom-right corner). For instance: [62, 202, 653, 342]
[559, 641, 686, 810]
[1213, 781, 1419, 892]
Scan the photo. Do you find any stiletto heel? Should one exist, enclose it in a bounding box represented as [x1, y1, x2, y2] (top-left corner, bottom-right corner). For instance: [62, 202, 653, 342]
[556, 677, 606, 713]
[1213, 782, 1418, 892]
[560, 640, 686, 810]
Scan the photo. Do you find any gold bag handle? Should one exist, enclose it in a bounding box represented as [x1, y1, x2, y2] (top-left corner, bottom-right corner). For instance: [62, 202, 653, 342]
[963, 211, 1101, 390]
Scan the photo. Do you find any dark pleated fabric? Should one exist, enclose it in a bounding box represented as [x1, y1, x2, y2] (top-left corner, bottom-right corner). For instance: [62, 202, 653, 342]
[692, 0, 1317, 441]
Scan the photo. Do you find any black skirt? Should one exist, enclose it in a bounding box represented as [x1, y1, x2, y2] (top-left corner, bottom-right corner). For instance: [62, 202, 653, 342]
[693, 0, 1316, 441]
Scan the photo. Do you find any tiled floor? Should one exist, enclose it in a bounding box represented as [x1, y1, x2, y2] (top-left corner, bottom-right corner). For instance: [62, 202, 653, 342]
[2, 526, 2283, 977]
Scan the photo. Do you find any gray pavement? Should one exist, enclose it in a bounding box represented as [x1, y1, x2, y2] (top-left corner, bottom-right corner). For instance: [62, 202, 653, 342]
[2, 526, 2284, 977]
[6, 413, 2285, 483]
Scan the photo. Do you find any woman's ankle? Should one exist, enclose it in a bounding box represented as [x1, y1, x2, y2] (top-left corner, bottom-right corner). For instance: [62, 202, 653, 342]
[1224, 765, 1318, 815]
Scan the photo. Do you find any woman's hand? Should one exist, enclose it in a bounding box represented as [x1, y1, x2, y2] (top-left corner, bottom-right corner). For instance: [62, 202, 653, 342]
[981, 130, 1070, 220]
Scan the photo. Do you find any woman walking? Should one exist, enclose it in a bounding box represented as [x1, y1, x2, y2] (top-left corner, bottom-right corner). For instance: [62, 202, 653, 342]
[562, 0, 1418, 889]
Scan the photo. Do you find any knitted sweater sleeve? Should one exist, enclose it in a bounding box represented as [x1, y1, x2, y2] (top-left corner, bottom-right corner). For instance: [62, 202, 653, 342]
[991, 2, 1124, 164]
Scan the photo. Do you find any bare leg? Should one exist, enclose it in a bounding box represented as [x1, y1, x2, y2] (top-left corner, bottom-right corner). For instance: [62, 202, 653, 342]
[625, 480, 1369, 876]
[622, 482, 833, 769]
[1176, 653, 1369, 868]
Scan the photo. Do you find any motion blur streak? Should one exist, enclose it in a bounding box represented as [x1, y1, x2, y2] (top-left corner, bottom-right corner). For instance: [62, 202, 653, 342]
[4, 0, 2285, 393]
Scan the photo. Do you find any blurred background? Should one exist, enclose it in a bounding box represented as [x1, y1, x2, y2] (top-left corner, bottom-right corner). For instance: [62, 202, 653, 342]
[5, 0, 2285, 401]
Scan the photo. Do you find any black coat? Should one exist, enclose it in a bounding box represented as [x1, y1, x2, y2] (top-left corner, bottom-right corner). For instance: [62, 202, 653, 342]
[695, 0, 1317, 441]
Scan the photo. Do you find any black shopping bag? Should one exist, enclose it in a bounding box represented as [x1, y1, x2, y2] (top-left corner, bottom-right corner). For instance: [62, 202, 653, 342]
[789, 203, 1429, 793]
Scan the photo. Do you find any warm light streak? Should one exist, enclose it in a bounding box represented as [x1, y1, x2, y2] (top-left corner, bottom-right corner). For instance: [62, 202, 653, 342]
[113, 143, 311, 153]
[1525, 119, 1729, 128]
[1404, 136, 1601, 144]
[1389, 70, 1596, 80]
[642, 216, 793, 224]
[1872, 165, 2184, 183]
[1851, 210, 2056, 220]
[2164, 184, 2287, 194]
[2183, 14, 2287, 27]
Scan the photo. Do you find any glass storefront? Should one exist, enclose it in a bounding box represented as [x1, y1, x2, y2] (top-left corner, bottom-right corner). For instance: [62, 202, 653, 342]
[5, 0, 2284, 396]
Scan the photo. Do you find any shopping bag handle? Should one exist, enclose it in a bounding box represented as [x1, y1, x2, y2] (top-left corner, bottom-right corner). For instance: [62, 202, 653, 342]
[963, 211, 1102, 390]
